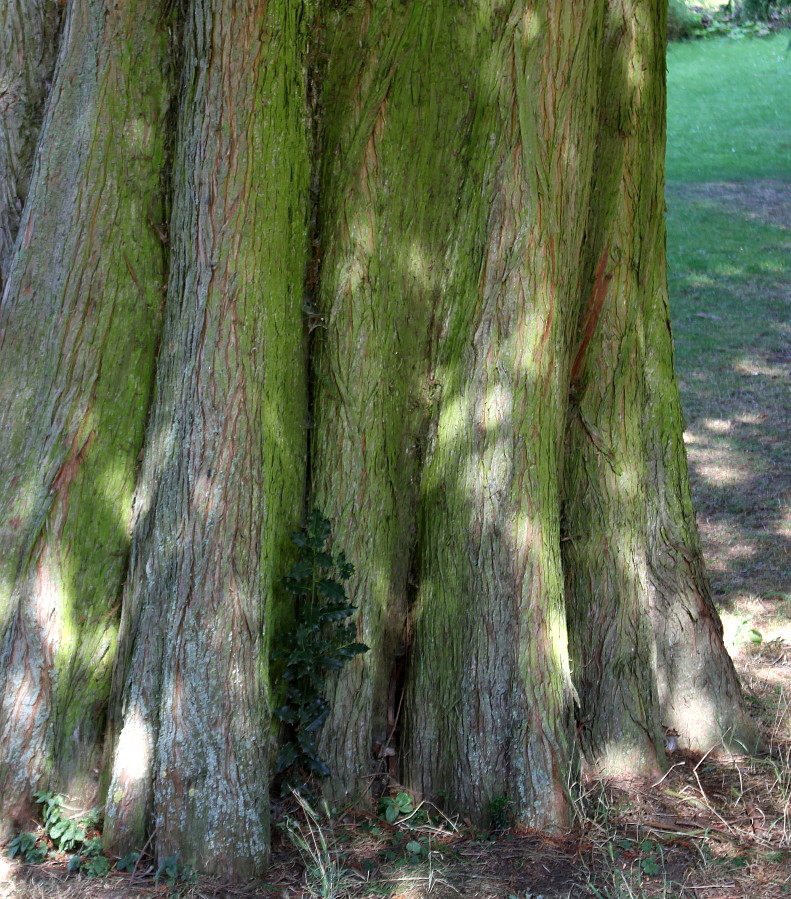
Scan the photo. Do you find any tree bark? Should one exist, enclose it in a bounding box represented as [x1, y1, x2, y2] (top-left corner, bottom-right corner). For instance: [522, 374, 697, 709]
[0, 0, 172, 835]
[310, 0, 455, 807]
[0, 0, 62, 291]
[562, 0, 667, 779]
[643, 224, 759, 752]
[0, 0, 758, 873]
[103, 0, 311, 876]
[312, 0, 607, 827]
[403, 0, 607, 826]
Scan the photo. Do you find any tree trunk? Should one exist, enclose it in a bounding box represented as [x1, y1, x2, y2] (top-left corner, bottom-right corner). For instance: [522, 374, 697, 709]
[642, 227, 759, 753]
[403, 0, 608, 826]
[103, 0, 310, 876]
[0, 0, 172, 835]
[312, 0, 609, 826]
[0, 0, 758, 875]
[310, 0, 459, 807]
[562, 0, 667, 779]
[0, 0, 62, 290]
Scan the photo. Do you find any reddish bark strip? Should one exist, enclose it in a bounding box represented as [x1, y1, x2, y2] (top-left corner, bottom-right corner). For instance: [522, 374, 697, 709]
[569, 245, 612, 385]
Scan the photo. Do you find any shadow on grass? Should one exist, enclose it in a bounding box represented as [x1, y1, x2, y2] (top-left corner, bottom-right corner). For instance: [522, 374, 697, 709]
[666, 180, 790, 614]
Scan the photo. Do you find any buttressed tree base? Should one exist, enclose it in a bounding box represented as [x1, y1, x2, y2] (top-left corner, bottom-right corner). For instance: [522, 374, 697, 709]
[0, 0, 757, 878]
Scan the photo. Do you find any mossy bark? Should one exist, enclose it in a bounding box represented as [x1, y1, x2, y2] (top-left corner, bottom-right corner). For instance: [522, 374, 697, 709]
[0, 0, 758, 870]
[310, 0, 463, 806]
[0, 0, 62, 290]
[103, 0, 310, 876]
[404, 0, 607, 826]
[0, 0, 172, 836]
[562, 0, 666, 778]
[313, 0, 606, 826]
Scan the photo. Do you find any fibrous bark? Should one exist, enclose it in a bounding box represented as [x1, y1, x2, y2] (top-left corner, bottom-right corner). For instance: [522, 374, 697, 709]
[0, 0, 758, 874]
[0, 0, 62, 290]
[313, 0, 607, 826]
[0, 0, 172, 835]
[562, 0, 666, 778]
[404, 0, 608, 826]
[103, 0, 311, 876]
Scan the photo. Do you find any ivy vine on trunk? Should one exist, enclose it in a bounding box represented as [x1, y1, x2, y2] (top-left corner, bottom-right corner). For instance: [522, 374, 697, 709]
[273, 510, 369, 793]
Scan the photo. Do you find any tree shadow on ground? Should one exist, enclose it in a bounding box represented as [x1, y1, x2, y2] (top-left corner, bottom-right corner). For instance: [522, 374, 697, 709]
[666, 181, 790, 622]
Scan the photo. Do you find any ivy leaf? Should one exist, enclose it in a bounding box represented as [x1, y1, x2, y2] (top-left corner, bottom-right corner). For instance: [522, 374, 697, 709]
[275, 743, 299, 773]
[116, 852, 139, 872]
[317, 579, 347, 602]
[304, 709, 329, 732]
[306, 757, 331, 777]
[318, 603, 357, 622]
[319, 656, 344, 669]
[273, 705, 298, 724]
[315, 552, 334, 569]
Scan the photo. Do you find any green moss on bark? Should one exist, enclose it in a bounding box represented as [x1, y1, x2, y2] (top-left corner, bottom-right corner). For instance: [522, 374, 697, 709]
[0, 0, 173, 836]
[103, 0, 311, 877]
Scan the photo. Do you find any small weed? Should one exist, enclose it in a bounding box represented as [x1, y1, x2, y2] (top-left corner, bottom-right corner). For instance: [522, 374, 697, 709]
[487, 795, 513, 830]
[379, 791, 414, 824]
[6, 790, 116, 876]
[154, 851, 195, 885]
[35, 791, 87, 852]
[116, 850, 140, 872]
[282, 791, 351, 899]
[732, 616, 763, 645]
[6, 832, 47, 864]
[67, 836, 112, 876]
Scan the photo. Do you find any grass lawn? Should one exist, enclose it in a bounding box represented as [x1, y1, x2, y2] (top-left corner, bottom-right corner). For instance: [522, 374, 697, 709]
[666, 34, 791, 182]
[665, 34, 791, 642]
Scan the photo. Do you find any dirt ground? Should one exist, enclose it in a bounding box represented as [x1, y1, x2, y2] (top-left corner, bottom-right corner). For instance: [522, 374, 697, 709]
[2, 182, 789, 899]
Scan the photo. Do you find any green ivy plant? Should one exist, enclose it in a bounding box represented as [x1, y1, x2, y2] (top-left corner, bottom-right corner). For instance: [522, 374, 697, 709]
[272, 510, 368, 791]
[6, 831, 47, 864]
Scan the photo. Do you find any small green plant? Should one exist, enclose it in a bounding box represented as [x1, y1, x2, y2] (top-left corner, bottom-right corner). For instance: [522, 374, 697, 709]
[116, 851, 140, 872]
[733, 617, 763, 645]
[404, 836, 429, 861]
[154, 851, 195, 885]
[637, 840, 662, 876]
[487, 795, 513, 830]
[273, 510, 368, 790]
[6, 832, 47, 864]
[35, 791, 86, 851]
[379, 791, 414, 824]
[67, 836, 111, 876]
[611, 838, 664, 878]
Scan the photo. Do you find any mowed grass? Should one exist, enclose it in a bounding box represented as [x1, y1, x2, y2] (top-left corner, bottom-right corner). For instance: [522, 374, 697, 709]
[666, 33, 791, 182]
[665, 36, 791, 684]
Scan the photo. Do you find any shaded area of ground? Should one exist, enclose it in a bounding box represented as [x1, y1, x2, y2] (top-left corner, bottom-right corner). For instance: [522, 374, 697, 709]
[667, 180, 790, 622]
